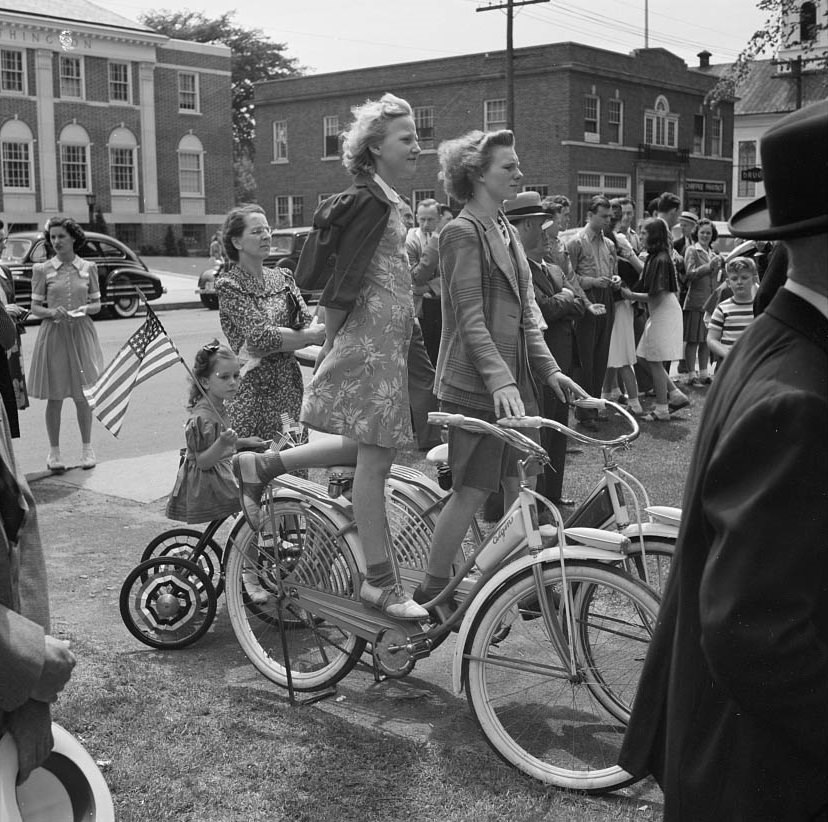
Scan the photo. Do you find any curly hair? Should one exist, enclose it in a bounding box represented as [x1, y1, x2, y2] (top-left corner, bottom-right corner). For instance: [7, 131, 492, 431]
[437, 129, 515, 204]
[188, 339, 237, 409]
[220, 204, 266, 263]
[341, 93, 413, 176]
[43, 217, 86, 256]
[692, 217, 719, 243]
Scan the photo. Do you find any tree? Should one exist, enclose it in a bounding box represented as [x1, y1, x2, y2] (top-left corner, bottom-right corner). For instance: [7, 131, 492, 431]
[140, 11, 301, 200]
[708, 0, 828, 104]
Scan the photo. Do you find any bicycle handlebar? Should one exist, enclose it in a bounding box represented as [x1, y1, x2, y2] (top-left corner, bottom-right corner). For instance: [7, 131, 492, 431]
[497, 398, 640, 447]
[427, 412, 550, 464]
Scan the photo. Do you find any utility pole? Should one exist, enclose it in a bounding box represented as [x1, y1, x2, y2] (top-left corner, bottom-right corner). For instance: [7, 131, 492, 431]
[476, 0, 550, 129]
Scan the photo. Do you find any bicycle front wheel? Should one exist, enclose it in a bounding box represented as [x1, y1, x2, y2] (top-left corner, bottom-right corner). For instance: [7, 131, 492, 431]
[463, 562, 657, 792]
[225, 498, 367, 691]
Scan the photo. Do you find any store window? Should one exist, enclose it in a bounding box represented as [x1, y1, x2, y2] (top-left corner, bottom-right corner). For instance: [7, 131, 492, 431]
[575, 171, 630, 225]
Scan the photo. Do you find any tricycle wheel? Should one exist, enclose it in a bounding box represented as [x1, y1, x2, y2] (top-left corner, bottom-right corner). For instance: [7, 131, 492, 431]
[141, 527, 224, 597]
[120, 557, 217, 649]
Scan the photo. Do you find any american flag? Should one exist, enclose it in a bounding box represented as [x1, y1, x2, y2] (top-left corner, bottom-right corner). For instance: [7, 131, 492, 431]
[83, 306, 182, 436]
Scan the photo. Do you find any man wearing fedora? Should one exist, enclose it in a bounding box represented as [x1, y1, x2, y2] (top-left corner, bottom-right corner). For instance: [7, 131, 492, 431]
[504, 192, 586, 509]
[619, 99, 828, 821]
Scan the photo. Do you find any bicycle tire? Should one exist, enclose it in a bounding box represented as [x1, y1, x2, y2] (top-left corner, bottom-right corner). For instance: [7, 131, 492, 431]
[141, 527, 225, 597]
[225, 498, 367, 691]
[120, 557, 217, 650]
[462, 562, 656, 792]
[623, 536, 675, 599]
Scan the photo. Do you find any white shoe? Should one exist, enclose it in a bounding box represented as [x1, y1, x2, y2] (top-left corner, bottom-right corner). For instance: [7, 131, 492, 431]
[242, 570, 270, 604]
[360, 581, 428, 620]
[46, 454, 66, 473]
[81, 447, 96, 470]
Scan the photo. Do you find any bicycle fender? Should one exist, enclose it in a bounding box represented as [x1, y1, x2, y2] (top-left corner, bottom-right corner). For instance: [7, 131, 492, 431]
[451, 546, 626, 694]
[621, 520, 680, 542]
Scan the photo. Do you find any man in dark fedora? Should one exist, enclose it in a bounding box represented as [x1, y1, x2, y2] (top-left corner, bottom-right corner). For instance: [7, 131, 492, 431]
[619, 99, 828, 821]
[504, 192, 586, 510]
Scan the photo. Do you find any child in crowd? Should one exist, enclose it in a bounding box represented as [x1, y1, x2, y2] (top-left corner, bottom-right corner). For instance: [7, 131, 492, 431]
[166, 340, 267, 524]
[706, 257, 759, 363]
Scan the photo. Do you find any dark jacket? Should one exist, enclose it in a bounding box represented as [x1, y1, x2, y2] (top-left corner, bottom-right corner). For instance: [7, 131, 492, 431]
[619, 287, 828, 821]
[294, 174, 391, 311]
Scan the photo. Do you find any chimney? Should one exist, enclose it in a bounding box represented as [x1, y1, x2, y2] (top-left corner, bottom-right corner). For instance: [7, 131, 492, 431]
[698, 50, 712, 69]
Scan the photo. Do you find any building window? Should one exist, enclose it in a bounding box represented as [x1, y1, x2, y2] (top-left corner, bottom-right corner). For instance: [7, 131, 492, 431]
[177, 134, 204, 196]
[413, 106, 435, 149]
[275, 195, 303, 227]
[644, 95, 678, 148]
[800, 1, 818, 42]
[693, 114, 705, 154]
[737, 140, 757, 198]
[607, 99, 623, 144]
[59, 55, 84, 99]
[273, 120, 288, 162]
[58, 123, 90, 191]
[182, 225, 203, 250]
[584, 95, 600, 141]
[711, 117, 723, 157]
[109, 62, 130, 103]
[411, 190, 435, 212]
[575, 171, 630, 225]
[522, 184, 549, 197]
[0, 120, 34, 190]
[178, 72, 199, 112]
[484, 99, 507, 131]
[108, 127, 138, 193]
[323, 116, 339, 158]
[0, 49, 25, 94]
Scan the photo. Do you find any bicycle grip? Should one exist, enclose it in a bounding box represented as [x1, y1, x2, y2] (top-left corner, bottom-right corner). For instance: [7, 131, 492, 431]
[497, 416, 544, 429]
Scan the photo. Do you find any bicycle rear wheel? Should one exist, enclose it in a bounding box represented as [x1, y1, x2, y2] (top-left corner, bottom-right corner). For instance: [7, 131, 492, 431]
[624, 536, 675, 598]
[225, 498, 367, 691]
[462, 562, 657, 791]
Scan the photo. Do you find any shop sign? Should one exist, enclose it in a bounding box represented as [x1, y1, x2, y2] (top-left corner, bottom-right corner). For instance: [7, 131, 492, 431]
[686, 180, 726, 194]
[740, 167, 763, 182]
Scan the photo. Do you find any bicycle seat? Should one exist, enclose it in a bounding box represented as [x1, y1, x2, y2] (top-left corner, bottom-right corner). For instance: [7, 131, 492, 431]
[645, 505, 682, 527]
[425, 443, 449, 464]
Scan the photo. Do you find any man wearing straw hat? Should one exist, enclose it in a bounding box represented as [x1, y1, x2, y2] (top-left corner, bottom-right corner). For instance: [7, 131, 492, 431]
[619, 99, 828, 820]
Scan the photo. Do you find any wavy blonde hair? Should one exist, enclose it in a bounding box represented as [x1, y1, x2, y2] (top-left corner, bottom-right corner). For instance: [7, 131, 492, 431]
[341, 93, 413, 176]
[438, 129, 515, 204]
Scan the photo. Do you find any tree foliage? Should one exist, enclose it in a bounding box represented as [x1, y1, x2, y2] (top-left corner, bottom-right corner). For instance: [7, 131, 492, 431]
[140, 10, 300, 160]
[708, 0, 828, 104]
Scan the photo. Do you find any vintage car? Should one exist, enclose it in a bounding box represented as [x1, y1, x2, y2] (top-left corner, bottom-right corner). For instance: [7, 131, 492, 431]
[1, 231, 165, 319]
[196, 226, 314, 310]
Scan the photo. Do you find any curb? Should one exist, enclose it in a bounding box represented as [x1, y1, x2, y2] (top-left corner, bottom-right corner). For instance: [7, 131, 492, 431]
[141, 300, 206, 313]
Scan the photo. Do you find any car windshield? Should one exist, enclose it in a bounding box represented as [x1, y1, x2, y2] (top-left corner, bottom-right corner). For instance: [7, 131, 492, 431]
[1, 238, 32, 263]
[269, 235, 295, 256]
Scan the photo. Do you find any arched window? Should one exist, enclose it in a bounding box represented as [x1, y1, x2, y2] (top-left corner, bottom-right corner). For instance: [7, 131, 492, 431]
[108, 126, 137, 193]
[177, 133, 204, 197]
[800, 1, 817, 42]
[0, 119, 34, 191]
[59, 123, 91, 192]
[644, 95, 679, 148]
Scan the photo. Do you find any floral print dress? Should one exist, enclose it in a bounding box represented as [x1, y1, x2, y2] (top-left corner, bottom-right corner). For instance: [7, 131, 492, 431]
[216, 264, 313, 440]
[302, 201, 414, 448]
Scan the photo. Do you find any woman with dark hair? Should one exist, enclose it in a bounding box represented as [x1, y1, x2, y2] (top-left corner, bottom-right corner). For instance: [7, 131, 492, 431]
[414, 129, 583, 609]
[215, 203, 325, 444]
[621, 219, 689, 421]
[27, 217, 103, 471]
[682, 218, 722, 386]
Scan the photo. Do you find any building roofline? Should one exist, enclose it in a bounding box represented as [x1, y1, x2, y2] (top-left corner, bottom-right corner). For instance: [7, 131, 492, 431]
[0, 8, 169, 44]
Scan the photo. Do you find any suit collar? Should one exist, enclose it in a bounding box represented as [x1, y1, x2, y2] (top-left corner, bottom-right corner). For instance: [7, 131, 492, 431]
[767, 286, 828, 355]
[354, 173, 394, 206]
[460, 200, 521, 300]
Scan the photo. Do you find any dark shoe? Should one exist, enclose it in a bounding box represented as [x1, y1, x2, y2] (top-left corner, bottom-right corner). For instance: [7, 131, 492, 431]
[232, 452, 265, 531]
[668, 391, 690, 412]
[360, 582, 428, 620]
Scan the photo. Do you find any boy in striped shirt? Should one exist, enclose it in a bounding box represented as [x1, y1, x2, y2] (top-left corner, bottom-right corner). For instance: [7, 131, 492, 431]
[707, 257, 758, 361]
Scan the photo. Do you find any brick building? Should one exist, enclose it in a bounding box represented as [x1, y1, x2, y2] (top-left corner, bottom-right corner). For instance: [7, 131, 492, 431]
[254, 42, 734, 227]
[0, 1, 234, 253]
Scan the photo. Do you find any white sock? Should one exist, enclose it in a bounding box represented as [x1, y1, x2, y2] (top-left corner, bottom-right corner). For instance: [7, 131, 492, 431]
[49, 447, 61, 459]
[628, 399, 643, 413]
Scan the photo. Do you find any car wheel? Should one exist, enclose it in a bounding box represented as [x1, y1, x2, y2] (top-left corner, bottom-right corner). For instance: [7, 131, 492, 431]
[200, 294, 218, 311]
[108, 274, 141, 319]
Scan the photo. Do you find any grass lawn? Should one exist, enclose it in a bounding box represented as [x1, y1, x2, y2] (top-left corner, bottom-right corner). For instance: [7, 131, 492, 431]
[44, 392, 703, 821]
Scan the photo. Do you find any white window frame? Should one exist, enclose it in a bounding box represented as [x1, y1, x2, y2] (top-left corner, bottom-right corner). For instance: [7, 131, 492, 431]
[275, 195, 303, 228]
[59, 55, 84, 100]
[272, 120, 288, 163]
[0, 121, 35, 191]
[413, 106, 435, 149]
[607, 99, 623, 144]
[737, 140, 758, 198]
[484, 99, 507, 132]
[644, 96, 679, 149]
[411, 190, 436, 213]
[178, 71, 200, 113]
[711, 117, 723, 157]
[60, 144, 90, 192]
[322, 115, 339, 158]
[0, 49, 26, 95]
[108, 127, 138, 194]
[177, 134, 204, 197]
[108, 61, 131, 104]
[522, 184, 549, 197]
[584, 94, 600, 142]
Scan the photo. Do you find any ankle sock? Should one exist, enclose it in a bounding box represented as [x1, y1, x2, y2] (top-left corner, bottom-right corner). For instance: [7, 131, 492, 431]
[366, 560, 394, 589]
[628, 399, 643, 414]
[420, 574, 449, 598]
[256, 451, 285, 483]
[49, 447, 61, 459]
[655, 403, 669, 416]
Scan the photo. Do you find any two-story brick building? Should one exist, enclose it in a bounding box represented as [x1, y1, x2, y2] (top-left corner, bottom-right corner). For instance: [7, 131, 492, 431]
[254, 42, 734, 228]
[0, 0, 234, 253]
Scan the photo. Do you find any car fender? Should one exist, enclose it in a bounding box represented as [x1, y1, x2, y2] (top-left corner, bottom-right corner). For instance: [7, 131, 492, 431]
[451, 545, 628, 694]
[105, 266, 163, 300]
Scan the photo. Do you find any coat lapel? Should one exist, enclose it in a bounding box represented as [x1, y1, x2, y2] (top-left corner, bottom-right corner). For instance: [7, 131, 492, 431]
[463, 200, 521, 302]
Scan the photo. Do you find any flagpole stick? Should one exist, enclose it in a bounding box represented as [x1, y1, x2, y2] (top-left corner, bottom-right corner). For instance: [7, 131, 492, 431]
[131, 286, 227, 425]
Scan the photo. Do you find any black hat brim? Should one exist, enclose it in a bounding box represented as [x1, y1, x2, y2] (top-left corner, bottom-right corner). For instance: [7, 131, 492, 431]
[729, 196, 828, 240]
